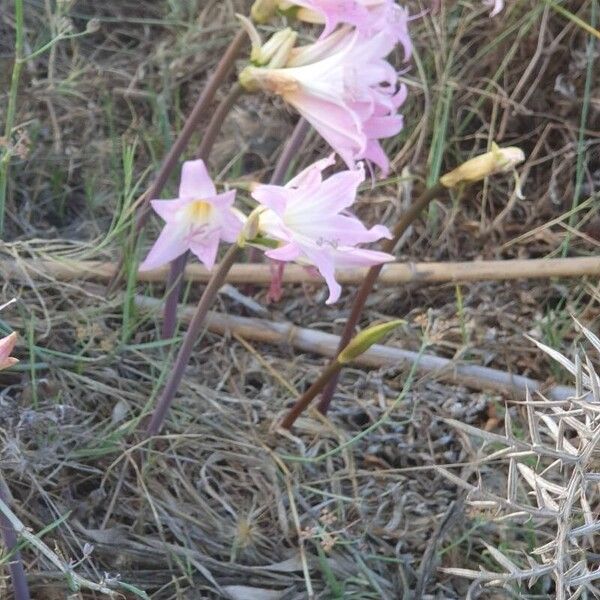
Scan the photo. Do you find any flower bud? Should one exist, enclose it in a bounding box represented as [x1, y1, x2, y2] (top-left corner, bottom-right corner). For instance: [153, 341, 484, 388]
[253, 28, 297, 67]
[251, 0, 279, 23]
[237, 14, 297, 68]
[238, 207, 263, 246]
[440, 143, 525, 188]
[338, 320, 404, 364]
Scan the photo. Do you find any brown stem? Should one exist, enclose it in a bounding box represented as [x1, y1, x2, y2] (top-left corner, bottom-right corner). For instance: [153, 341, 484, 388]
[316, 183, 447, 415]
[146, 243, 241, 437]
[108, 29, 247, 291]
[280, 359, 341, 429]
[162, 83, 245, 339]
[161, 251, 189, 339]
[270, 118, 311, 185]
[0, 482, 30, 600]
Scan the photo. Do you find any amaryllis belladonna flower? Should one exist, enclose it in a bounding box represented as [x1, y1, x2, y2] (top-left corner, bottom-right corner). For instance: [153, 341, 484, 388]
[140, 160, 243, 271]
[282, 0, 412, 53]
[0, 332, 18, 370]
[251, 155, 393, 304]
[240, 26, 408, 176]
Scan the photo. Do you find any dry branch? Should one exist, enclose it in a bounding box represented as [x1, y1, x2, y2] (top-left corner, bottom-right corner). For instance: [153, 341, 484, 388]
[134, 295, 576, 402]
[4, 256, 600, 286]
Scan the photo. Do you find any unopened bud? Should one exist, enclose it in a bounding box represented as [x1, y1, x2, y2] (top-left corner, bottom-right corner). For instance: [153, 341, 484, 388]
[440, 143, 525, 188]
[338, 320, 404, 364]
[238, 207, 262, 246]
[251, 0, 279, 23]
[253, 28, 297, 67]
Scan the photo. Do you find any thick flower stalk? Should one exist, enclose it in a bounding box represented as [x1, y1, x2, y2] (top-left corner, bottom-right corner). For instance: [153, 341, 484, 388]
[140, 160, 244, 272]
[239, 24, 409, 176]
[0, 332, 18, 369]
[251, 155, 393, 303]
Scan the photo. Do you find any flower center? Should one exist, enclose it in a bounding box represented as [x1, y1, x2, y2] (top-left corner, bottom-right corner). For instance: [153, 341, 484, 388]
[187, 200, 212, 222]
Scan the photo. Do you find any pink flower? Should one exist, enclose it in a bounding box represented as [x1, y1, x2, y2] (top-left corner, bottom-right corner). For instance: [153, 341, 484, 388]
[239, 27, 408, 176]
[284, 0, 412, 55]
[252, 156, 393, 304]
[140, 160, 243, 271]
[0, 332, 18, 370]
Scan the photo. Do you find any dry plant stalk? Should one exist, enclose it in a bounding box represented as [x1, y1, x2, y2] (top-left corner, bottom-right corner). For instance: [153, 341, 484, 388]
[134, 294, 576, 403]
[5, 255, 600, 286]
[441, 318, 600, 599]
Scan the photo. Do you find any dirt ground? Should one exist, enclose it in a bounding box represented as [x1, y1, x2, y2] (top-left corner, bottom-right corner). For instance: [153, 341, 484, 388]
[1, 0, 600, 598]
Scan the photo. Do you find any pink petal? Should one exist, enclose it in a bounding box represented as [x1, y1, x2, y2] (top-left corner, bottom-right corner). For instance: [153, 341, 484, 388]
[291, 214, 387, 246]
[139, 224, 188, 271]
[265, 243, 302, 262]
[286, 91, 366, 169]
[251, 185, 291, 216]
[363, 139, 390, 176]
[0, 332, 17, 368]
[207, 189, 236, 208]
[293, 167, 364, 214]
[331, 245, 394, 268]
[178, 159, 216, 199]
[149, 198, 190, 222]
[189, 229, 221, 270]
[302, 245, 342, 304]
[286, 153, 336, 189]
[218, 207, 244, 244]
[364, 114, 404, 140]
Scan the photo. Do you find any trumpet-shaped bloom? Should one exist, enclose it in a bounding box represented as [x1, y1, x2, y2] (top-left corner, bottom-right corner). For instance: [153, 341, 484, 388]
[0, 332, 18, 370]
[240, 27, 408, 176]
[252, 156, 393, 304]
[283, 0, 412, 55]
[140, 160, 243, 271]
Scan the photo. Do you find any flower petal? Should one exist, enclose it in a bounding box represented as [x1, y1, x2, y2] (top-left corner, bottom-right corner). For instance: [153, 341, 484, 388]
[363, 139, 390, 176]
[265, 242, 302, 262]
[0, 332, 18, 369]
[189, 229, 221, 270]
[150, 198, 190, 222]
[301, 245, 342, 304]
[178, 159, 216, 199]
[287, 91, 366, 169]
[286, 153, 336, 189]
[140, 224, 189, 271]
[251, 184, 291, 216]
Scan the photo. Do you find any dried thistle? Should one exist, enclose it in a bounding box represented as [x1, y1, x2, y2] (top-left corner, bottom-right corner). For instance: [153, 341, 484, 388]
[442, 318, 600, 599]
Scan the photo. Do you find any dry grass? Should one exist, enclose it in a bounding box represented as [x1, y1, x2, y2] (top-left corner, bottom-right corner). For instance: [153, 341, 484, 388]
[1, 0, 599, 598]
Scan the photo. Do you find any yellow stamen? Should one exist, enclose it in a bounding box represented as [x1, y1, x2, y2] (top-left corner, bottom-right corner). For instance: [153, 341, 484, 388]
[187, 200, 212, 221]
